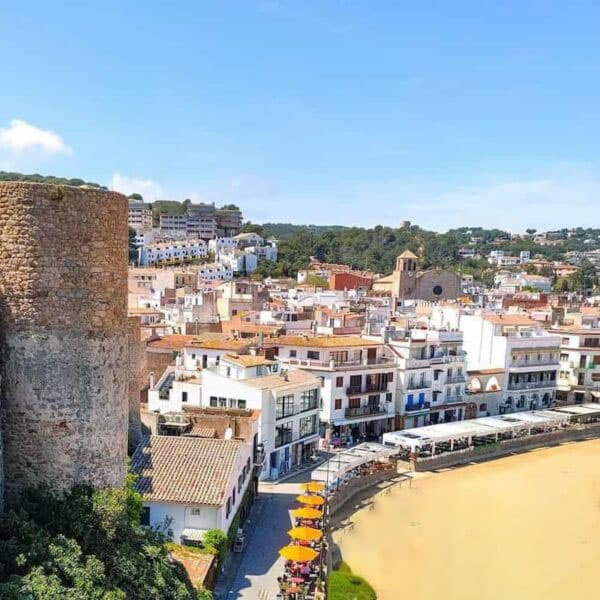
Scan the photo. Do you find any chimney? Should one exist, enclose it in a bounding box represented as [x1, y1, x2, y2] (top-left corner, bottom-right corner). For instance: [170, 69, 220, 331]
[149, 372, 155, 388]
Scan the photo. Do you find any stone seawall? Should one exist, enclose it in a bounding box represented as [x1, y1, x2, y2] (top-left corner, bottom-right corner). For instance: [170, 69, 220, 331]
[413, 423, 600, 472]
[0, 182, 129, 502]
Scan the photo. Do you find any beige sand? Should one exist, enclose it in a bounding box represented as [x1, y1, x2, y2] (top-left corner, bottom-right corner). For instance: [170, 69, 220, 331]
[335, 440, 600, 600]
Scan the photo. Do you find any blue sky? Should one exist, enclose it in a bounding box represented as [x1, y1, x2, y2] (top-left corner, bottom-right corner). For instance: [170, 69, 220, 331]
[1, 1, 599, 231]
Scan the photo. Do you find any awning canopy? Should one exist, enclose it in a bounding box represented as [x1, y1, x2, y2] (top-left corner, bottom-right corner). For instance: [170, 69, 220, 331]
[383, 408, 572, 451]
[311, 442, 395, 483]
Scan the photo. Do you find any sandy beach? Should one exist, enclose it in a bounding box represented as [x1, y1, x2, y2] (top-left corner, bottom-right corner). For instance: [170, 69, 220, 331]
[335, 439, 600, 600]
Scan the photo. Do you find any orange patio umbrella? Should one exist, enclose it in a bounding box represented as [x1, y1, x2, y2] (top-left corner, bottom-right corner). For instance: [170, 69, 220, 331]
[296, 494, 325, 507]
[279, 544, 319, 562]
[291, 507, 323, 520]
[301, 481, 326, 493]
[288, 526, 323, 542]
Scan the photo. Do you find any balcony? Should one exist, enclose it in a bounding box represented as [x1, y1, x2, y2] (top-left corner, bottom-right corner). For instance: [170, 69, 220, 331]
[445, 375, 466, 384]
[439, 394, 465, 404]
[430, 352, 467, 365]
[274, 431, 294, 448]
[280, 356, 396, 371]
[344, 405, 388, 419]
[405, 401, 431, 413]
[405, 357, 431, 369]
[346, 385, 388, 396]
[511, 357, 559, 367]
[507, 380, 556, 391]
[406, 380, 431, 390]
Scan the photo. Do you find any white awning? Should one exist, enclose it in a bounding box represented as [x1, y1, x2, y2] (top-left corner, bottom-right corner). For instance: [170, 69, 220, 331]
[181, 528, 207, 542]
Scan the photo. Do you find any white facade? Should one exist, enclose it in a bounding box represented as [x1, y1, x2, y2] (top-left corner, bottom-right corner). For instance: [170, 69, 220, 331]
[128, 201, 153, 230]
[458, 314, 559, 413]
[141, 441, 253, 543]
[139, 239, 208, 266]
[276, 338, 397, 443]
[552, 325, 600, 404]
[201, 359, 321, 480]
[199, 262, 233, 282]
[208, 237, 238, 254]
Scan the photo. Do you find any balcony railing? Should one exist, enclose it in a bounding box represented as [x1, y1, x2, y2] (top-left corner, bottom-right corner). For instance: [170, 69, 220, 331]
[405, 357, 431, 369]
[439, 394, 465, 404]
[346, 385, 388, 395]
[274, 431, 294, 447]
[507, 380, 556, 391]
[406, 381, 431, 390]
[445, 375, 466, 384]
[344, 405, 388, 419]
[511, 358, 559, 367]
[405, 401, 431, 412]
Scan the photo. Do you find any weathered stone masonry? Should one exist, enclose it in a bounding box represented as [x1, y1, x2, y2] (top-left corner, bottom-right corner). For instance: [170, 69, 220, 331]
[0, 182, 129, 504]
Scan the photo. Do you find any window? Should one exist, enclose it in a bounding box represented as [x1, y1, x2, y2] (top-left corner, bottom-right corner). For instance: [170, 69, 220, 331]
[209, 396, 218, 407]
[226, 498, 231, 518]
[334, 398, 342, 410]
[290, 349, 297, 358]
[238, 474, 243, 493]
[181, 391, 188, 403]
[246, 457, 251, 475]
[307, 350, 320, 361]
[479, 403, 488, 412]
[238, 399, 247, 409]
[275, 421, 293, 447]
[386, 372, 394, 383]
[299, 414, 317, 438]
[232, 487, 236, 506]
[219, 397, 227, 407]
[386, 392, 393, 402]
[300, 388, 318, 412]
[276, 394, 295, 419]
[560, 353, 569, 361]
[336, 376, 344, 388]
[141, 506, 150, 526]
[190, 507, 202, 516]
[349, 397, 360, 409]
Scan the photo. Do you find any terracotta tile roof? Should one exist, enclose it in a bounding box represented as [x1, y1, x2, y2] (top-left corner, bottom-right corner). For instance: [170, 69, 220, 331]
[243, 369, 321, 390]
[188, 337, 254, 351]
[131, 436, 243, 507]
[188, 425, 216, 438]
[467, 368, 505, 375]
[223, 353, 276, 367]
[266, 335, 382, 348]
[147, 335, 202, 350]
[483, 314, 538, 326]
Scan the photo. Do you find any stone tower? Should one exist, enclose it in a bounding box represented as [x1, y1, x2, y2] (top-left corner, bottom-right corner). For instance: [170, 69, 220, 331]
[394, 249, 419, 297]
[0, 182, 129, 504]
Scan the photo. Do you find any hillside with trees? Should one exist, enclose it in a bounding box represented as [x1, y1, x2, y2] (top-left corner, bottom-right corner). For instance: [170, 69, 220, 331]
[245, 222, 591, 280]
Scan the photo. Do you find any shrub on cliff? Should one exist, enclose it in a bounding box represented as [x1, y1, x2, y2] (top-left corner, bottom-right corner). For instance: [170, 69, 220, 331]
[0, 476, 202, 599]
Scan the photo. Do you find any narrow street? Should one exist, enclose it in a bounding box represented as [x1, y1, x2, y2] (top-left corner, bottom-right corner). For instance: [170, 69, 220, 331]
[218, 474, 311, 599]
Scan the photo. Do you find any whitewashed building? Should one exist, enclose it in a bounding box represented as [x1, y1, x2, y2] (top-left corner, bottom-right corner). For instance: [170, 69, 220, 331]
[201, 355, 321, 480]
[132, 436, 254, 543]
[139, 239, 208, 266]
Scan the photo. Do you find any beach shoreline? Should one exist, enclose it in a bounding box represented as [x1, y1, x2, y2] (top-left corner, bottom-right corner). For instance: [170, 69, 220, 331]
[333, 439, 600, 600]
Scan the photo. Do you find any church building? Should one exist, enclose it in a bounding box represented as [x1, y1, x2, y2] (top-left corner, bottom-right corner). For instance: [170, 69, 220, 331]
[372, 250, 461, 301]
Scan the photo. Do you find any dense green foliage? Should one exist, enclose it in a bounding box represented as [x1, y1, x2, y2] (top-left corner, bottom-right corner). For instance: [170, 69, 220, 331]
[242, 222, 600, 281]
[0, 171, 106, 189]
[0, 478, 202, 599]
[328, 562, 377, 600]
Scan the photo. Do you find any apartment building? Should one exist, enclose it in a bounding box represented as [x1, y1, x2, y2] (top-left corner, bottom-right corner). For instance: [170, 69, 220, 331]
[128, 200, 153, 230]
[551, 320, 600, 404]
[215, 207, 243, 237]
[201, 355, 321, 480]
[386, 328, 468, 428]
[459, 314, 560, 413]
[208, 237, 238, 254]
[159, 213, 188, 232]
[198, 262, 233, 282]
[138, 239, 208, 266]
[273, 336, 397, 444]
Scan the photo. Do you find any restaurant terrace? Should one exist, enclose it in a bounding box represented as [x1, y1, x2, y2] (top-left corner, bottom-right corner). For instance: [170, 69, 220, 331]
[381, 408, 584, 455]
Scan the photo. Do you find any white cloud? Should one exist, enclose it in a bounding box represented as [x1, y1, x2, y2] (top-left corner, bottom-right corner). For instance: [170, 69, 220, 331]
[0, 119, 71, 155]
[111, 173, 164, 202]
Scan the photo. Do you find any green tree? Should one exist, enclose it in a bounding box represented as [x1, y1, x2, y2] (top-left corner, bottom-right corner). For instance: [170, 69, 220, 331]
[128, 193, 143, 201]
[0, 481, 201, 599]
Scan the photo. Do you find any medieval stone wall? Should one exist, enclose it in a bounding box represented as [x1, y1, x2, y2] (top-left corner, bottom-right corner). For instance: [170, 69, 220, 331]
[127, 316, 146, 453]
[0, 182, 129, 504]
